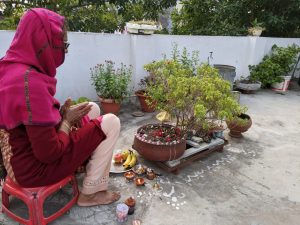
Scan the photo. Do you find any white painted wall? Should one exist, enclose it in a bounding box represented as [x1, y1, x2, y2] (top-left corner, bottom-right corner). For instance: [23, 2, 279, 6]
[1, 30, 300, 102]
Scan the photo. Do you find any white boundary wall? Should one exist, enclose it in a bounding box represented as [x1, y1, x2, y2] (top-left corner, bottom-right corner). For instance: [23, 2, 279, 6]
[1, 30, 300, 101]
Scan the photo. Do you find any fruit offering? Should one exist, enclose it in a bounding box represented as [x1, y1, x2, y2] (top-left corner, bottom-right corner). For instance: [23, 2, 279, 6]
[123, 150, 137, 170]
[121, 149, 130, 160]
[113, 152, 123, 164]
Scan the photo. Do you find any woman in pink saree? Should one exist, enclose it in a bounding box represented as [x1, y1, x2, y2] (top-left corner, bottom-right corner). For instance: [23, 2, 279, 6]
[0, 8, 120, 206]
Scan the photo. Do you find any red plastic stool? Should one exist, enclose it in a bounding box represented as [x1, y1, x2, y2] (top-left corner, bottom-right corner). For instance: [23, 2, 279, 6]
[2, 175, 79, 225]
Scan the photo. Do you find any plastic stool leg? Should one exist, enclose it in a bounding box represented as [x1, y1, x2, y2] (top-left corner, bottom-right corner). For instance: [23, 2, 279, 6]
[2, 189, 9, 211]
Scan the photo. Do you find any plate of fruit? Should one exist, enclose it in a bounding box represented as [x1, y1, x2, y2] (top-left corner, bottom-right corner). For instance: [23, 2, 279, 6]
[110, 149, 137, 173]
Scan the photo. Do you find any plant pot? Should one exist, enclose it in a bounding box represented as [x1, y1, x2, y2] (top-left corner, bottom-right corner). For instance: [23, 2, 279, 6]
[248, 27, 263, 36]
[133, 124, 186, 162]
[135, 90, 156, 112]
[271, 75, 291, 93]
[99, 97, 120, 115]
[126, 22, 159, 35]
[236, 81, 261, 94]
[226, 113, 252, 138]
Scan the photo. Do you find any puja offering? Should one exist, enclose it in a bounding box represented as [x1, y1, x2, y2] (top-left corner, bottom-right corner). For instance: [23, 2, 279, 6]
[146, 168, 156, 180]
[124, 171, 136, 181]
[113, 152, 123, 164]
[122, 150, 137, 170]
[111, 149, 137, 172]
[124, 197, 136, 215]
[153, 182, 160, 190]
[135, 177, 145, 186]
[116, 203, 129, 223]
[132, 164, 146, 175]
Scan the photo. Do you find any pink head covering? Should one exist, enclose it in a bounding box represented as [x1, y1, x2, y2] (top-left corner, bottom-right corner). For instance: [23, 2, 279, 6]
[0, 8, 65, 129]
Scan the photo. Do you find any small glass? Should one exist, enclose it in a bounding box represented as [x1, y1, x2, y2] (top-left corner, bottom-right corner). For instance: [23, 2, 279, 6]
[116, 203, 129, 223]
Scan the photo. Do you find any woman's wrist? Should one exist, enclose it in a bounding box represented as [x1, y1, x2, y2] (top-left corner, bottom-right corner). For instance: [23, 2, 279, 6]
[59, 120, 71, 135]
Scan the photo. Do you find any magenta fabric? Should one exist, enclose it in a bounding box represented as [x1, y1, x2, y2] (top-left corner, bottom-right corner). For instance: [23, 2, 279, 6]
[0, 8, 65, 129]
[81, 115, 90, 126]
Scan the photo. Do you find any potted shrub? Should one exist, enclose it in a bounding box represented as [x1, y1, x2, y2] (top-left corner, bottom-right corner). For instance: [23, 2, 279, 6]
[135, 75, 156, 112]
[126, 20, 162, 35]
[249, 44, 300, 92]
[90, 61, 132, 114]
[226, 113, 252, 138]
[248, 19, 265, 36]
[133, 47, 243, 161]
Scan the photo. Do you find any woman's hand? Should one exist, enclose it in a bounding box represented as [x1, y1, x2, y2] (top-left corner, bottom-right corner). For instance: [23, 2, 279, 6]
[61, 98, 92, 126]
[60, 98, 72, 118]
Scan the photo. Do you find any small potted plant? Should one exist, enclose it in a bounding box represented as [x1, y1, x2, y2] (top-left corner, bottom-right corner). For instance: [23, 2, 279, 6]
[248, 44, 300, 92]
[226, 112, 252, 138]
[90, 60, 132, 114]
[248, 19, 265, 36]
[135, 74, 156, 112]
[126, 20, 162, 35]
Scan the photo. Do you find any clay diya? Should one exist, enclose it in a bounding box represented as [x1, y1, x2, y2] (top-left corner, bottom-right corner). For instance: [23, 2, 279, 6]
[124, 197, 136, 215]
[135, 177, 145, 186]
[124, 171, 136, 181]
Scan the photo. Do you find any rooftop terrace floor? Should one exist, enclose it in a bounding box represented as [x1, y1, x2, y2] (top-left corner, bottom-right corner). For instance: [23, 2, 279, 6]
[1, 88, 300, 225]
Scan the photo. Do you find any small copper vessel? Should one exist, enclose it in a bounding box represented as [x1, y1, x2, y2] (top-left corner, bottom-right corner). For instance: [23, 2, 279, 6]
[124, 197, 136, 215]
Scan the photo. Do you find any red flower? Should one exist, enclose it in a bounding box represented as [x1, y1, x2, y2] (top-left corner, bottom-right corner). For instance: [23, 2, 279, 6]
[166, 137, 172, 142]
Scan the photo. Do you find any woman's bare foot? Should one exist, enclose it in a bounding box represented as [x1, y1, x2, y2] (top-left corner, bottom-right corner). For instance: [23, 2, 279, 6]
[77, 191, 120, 207]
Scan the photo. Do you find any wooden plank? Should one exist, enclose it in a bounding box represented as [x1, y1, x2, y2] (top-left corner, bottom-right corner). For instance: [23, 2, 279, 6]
[165, 138, 224, 167]
[155, 140, 225, 174]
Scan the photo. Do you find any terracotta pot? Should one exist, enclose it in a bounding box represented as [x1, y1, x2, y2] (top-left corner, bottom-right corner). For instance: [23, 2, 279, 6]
[133, 124, 186, 162]
[99, 97, 120, 115]
[135, 90, 156, 112]
[226, 113, 252, 138]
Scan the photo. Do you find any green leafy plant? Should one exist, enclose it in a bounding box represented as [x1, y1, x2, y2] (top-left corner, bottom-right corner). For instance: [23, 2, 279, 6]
[90, 61, 132, 103]
[249, 44, 300, 87]
[248, 18, 265, 35]
[72, 97, 91, 105]
[171, 0, 300, 37]
[144, 49, 245, 136]
[227, 113, 250, 126]
[250, 18, 264, 29]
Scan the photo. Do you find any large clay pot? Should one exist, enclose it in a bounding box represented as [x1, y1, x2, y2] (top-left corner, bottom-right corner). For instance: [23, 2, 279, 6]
[99, 97, 120, 115]
[226, 113, 252, 138]
[135, 90, 156, 112]
[236, 81, 261, 94]
[133, 124, 186, 162]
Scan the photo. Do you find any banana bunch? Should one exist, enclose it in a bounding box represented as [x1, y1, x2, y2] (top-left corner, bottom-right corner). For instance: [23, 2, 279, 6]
[123, 150, 137, 170]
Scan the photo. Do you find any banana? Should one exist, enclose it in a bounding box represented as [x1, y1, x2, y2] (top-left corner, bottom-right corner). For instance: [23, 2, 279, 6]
[121, 149, 130, 161]
[123, 152, 132, 168]
[127, 152, 137, 169]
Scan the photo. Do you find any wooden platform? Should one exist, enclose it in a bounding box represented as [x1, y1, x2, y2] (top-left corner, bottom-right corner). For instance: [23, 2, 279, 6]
[155, 138, 226, 174]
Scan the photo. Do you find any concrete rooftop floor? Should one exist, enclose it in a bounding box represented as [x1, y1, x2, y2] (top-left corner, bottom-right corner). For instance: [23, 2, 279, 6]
[1, 88, 300, 225]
